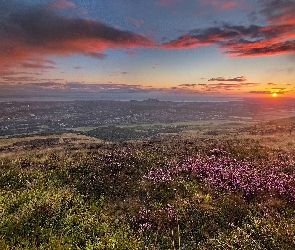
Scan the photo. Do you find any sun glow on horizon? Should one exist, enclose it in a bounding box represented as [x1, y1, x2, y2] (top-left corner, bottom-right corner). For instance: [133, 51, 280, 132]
[272, 93, 277, 97]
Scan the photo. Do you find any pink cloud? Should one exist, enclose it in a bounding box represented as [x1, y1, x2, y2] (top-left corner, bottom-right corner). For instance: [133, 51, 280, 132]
[200, 0, 240, 10]
[221, 1, 238, 9]
[46, 0, 76, 9]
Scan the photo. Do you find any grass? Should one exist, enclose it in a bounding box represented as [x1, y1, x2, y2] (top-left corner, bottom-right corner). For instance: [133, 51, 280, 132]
[1, 120, 295, 249]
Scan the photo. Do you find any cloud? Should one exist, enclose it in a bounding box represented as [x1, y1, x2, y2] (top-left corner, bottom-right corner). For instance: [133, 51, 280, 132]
[0, 1, 154, 68]
[161, 24, 262, 48]
[248, 90, 272, 94]
[156, 0, 183, 7]
[125, 50, 138, 56]
[172, 82, 259, 93]
[31, 81, 64, 89]
[161, 0, 295, 57]
[208, 76, 247, 82]
[200, 0, 240, 10]
[178, 84, 197, 87]
[18, 58, 57, 69]
[1, 76, 39, 82]
[109, 72, 129, 76]
[248, 86, 293, 95]
[0, 58, 56, 82]
[221, 1, 238, 10]
[19, 62, 56, 69]
[46, 0, 76, 9]
[262, 0, 295, 25]
[124, 17, 144, 27]
[198, 82, 259, 91]
[84, 52, 108, 60]
[270, 87, 292, 94]
[222, 40, 295, 57]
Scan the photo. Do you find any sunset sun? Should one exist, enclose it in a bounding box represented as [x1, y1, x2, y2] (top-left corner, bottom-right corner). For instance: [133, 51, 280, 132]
[272, 93, 277, 97]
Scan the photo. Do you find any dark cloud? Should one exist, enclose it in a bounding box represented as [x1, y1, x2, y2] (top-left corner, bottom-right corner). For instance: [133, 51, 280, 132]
[178, 84, 197, 87]
[208, 76, 247, 82]
[0, 0, 154, 67]
[248, 90, 272, 94]
[249, 86, 293, 95]
[198, 82, 259, 91]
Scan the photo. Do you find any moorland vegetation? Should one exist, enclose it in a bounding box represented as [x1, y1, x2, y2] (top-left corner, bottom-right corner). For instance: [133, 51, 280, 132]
[1, 122, 295, 249]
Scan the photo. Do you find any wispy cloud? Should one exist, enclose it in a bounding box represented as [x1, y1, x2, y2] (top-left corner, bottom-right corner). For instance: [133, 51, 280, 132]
[156, 0, 183, 7]
[200, 0, 240, 10]
[18, 58, 57, 69]
[124, 17, 144, 27]
[125, 50, 138, 56]
[249, 86, 293, 95]
[84, 52, 108, 60]
[248, 90, 272, 94]
[198, 82, 259, 92]
[208, 76, 247, 82]
[46, 0, 76, 9]
[109, 72, 129, 77]
[178, 83, 197, 87]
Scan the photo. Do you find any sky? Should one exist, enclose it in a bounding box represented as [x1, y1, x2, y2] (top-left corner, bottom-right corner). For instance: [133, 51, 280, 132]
[0, 0, 294, 101]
